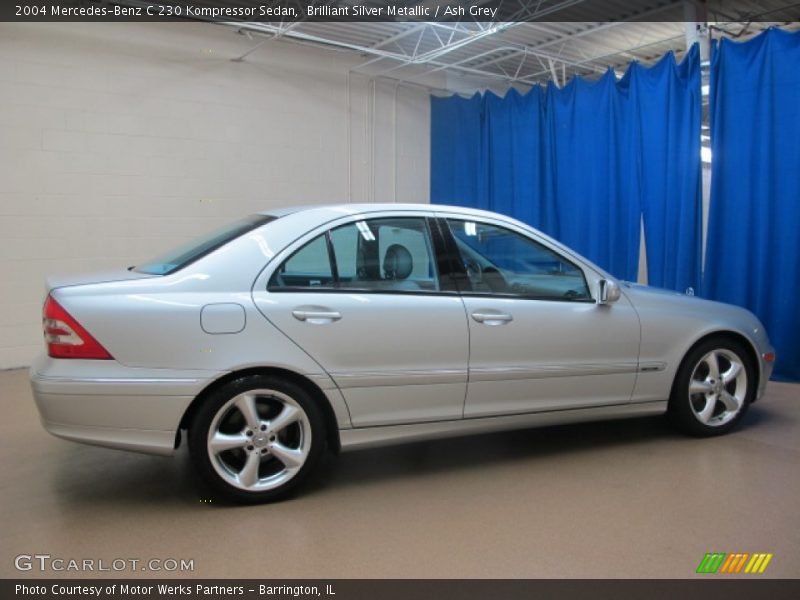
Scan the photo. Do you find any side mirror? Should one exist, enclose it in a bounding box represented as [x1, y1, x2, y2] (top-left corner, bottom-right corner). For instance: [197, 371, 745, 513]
[597, 279, 621, 305]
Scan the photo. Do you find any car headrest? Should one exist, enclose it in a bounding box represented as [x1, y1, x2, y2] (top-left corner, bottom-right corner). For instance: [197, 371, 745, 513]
[383, 244, 413, 280]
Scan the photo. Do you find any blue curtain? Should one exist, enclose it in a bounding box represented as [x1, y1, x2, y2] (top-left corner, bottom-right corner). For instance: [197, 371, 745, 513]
[430, 93, 483, 209]
[483, 88, 555, 234]
[631, 47, 702, 292]
[430, 46, 702, 288]
[546, 70, 641, 282]
[705, 28, 800, 381]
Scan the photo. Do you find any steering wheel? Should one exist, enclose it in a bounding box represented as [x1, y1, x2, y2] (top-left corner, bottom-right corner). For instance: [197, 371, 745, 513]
[464, 259, 482, 283]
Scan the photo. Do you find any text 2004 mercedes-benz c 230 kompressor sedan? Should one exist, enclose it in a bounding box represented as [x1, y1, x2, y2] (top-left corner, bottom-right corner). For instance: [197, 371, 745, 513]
[30, 204, 775, 502]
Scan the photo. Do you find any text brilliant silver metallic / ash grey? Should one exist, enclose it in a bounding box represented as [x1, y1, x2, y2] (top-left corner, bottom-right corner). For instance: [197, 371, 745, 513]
[29, 204, 775, 502]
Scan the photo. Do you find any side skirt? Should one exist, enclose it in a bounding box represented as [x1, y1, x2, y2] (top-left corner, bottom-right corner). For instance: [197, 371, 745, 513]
[339, 400, 667, 451]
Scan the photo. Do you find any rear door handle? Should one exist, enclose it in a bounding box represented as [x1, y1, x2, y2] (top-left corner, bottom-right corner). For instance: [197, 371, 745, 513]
[292, 310, 342, 324]
[471, 311, 513, 325]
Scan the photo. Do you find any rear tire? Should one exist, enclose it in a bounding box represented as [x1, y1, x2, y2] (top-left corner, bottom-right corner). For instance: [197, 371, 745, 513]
[188, 375, 326, 503]
[668, 338, 755, 437]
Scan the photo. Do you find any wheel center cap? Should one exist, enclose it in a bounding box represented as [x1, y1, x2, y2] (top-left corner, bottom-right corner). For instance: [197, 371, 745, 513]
[253, 433, 268, 448]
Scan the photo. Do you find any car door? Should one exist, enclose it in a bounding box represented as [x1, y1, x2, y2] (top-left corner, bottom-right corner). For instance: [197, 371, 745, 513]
[440, 216, 641, 418]
[253, 213, 469, 427]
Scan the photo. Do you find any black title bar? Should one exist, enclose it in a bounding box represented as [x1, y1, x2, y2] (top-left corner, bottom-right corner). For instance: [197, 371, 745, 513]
[5, 579, 800, 600]
[3, 0, 800, 23]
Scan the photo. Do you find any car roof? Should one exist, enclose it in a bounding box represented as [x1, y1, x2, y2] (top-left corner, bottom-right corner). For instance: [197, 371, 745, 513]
[255, 203, 612, 280]
[258, 203, 504, 220]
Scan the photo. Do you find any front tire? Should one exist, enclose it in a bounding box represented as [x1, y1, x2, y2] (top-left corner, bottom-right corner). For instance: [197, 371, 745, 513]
[189, 375, 326, 503]
[668, 338, 755, 437]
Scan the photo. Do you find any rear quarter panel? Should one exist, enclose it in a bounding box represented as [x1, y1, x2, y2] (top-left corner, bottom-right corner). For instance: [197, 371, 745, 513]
[48, 226, 353, 429]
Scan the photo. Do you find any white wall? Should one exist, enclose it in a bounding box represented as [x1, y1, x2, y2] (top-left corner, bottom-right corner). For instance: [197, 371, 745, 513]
[0, 23, 434, 369]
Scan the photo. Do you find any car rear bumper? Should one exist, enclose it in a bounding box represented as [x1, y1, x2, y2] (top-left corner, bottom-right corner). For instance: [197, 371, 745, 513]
[29, 354, 221, 455]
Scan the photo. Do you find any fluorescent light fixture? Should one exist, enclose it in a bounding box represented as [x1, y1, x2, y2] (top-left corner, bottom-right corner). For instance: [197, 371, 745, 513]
[701, 84, 710, 96]
[701, 146, 712, 163]
[356, 221, 375, 241]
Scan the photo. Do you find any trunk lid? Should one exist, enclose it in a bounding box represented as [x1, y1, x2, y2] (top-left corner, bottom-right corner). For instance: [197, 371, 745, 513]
[46, 268, 156, 293]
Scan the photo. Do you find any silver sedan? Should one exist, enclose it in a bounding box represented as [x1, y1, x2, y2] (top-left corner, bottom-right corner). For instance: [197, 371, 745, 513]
[30, 204, 775, 502]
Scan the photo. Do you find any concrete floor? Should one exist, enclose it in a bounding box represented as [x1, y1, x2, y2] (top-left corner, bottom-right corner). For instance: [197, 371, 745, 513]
[1, 368, 798, 579]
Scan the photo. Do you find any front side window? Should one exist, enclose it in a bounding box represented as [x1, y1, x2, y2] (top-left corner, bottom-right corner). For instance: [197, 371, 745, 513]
[446, 219, 591, 301]
[269, 217, 440, 292]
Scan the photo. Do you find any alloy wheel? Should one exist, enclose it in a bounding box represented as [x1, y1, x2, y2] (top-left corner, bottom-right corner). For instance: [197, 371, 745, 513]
[687, 349, 748, 427]
[206, 389, 312, 492]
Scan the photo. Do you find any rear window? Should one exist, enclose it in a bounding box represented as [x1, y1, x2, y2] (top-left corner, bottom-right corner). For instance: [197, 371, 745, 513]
[136, 214, 275, 275]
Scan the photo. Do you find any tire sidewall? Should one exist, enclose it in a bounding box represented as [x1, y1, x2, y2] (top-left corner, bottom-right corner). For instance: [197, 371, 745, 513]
[669, 338, 756, 437]
[189, 375, 327, 503]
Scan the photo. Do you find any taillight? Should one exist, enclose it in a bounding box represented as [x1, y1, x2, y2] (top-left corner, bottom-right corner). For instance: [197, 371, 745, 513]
[43, 296, 113, 360]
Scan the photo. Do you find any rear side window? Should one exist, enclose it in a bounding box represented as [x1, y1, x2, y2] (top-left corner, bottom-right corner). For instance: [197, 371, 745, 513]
[269, 217, 440, 292]
[272, 234, 335, 288]
[136, 215, 274, 275]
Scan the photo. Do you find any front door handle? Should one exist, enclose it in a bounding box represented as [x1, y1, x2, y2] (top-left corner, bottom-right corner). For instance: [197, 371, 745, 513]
[292, 309, 342, 324]
[471, 311, 513, 325]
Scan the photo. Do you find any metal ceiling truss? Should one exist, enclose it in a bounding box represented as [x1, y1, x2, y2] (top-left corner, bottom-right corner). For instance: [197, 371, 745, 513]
[359, 5, 687, 87]
[115, 0, 800, 91]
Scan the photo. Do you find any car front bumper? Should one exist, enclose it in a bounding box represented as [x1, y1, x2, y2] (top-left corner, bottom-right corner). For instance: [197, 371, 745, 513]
[30, 354, 222, 455]
[757, 348, 775, 402]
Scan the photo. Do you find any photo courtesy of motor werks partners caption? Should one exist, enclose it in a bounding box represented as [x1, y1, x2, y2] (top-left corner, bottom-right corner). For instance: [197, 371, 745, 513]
[14, 582, 335, 597]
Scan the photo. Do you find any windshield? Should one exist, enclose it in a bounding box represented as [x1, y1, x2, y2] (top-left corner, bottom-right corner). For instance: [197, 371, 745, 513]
[136, 214, 275, 275]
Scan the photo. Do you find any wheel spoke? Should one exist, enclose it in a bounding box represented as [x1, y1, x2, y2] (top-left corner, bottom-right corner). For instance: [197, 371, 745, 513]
[237, 451, 262, 488]
[719, 391, 741, 412]
[687, 348, 748, 428]
[235, 393, 260, 430]
[270, 442, 305, 469]
[689, 380, 713, 394]
[697, 394, 718, 423]
[722, 361, 742, 385]
[706, 352, 721, 381]
[269, 404, 300, 433]
[209, 432, 248, 454]
[207, 387, 312, 492]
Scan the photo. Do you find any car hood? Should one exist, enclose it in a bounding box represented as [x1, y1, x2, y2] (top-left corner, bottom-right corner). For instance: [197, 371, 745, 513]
[622, 282, 730, 311]
[621, 282, 767, 340]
